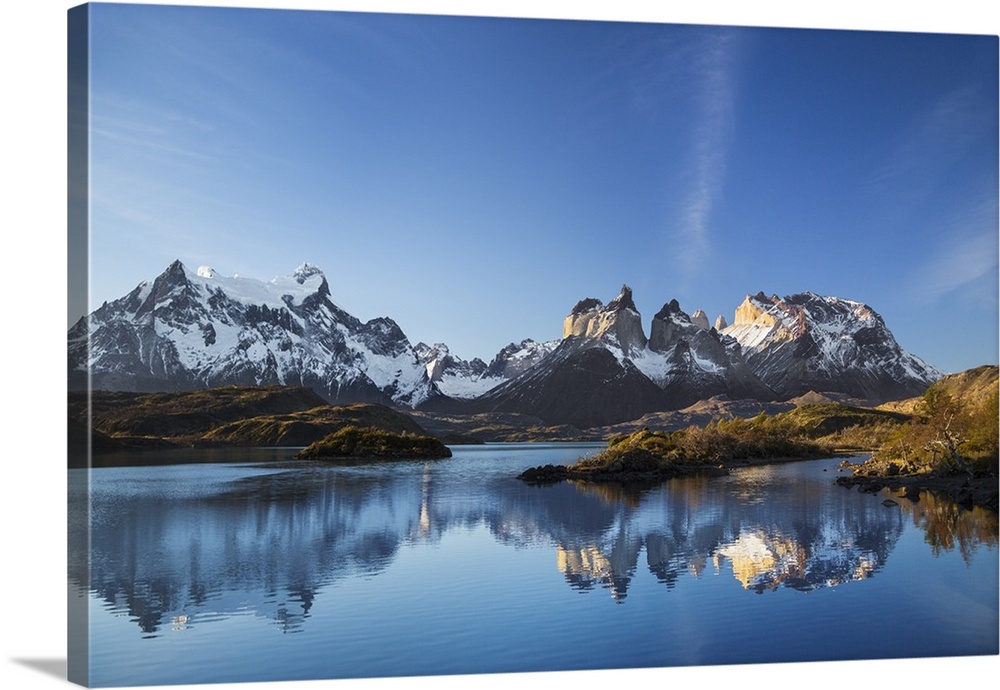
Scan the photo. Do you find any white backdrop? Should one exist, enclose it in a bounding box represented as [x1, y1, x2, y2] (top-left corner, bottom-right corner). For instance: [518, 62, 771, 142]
[3, 2, 997, 690]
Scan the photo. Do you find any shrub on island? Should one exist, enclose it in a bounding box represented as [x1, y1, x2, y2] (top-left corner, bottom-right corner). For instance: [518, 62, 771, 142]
[295, 425, 452, 461]
[519, 420, 828, 484]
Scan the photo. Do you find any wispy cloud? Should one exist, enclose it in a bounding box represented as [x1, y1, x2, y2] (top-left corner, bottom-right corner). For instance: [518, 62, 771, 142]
[671, 31, 740, 280]
[872, 85, 997, 305]
[913, 192, 999, 302]
[90, 95, 219, 168]
[869, 84, 994, 204]
[588, 28, 741, 284]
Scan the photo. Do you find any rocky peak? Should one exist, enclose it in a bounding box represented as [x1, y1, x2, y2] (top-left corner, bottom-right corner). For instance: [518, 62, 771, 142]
[654, 299, 684, 318]
[134, 259, 200, 320]
[293, 262, 324, 284]
[151, 259, 193, 294]
[562, 285, 647, 354]
[289, 263, 331, 299]
[733, 293, 780, 328]
[484, 338, 558, 380]
[360, 316, 409, 352]
[415, 342, 448, 360]
[412, 340, 493, 395]
[649, 299, 696, 352]
[606, 284, 638, 313]
[652, 300, 706, 329]
[691, 309, 710, 330]
[165, 258, 187, 276]
[641, 297, 774, 402]
[570, 298, 603, 315]
[714, 315, 728, 331]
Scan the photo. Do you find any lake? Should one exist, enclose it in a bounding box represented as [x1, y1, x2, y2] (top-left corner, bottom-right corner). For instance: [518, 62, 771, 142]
[68, 443, 999, 687]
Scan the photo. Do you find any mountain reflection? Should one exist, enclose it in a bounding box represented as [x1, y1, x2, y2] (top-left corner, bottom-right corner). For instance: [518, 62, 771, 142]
[69, 454, 997, 636]
[504, 464, 912, 599]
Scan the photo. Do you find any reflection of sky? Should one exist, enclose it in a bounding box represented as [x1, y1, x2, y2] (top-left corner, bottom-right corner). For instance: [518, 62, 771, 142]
[75, 450, 998, 685]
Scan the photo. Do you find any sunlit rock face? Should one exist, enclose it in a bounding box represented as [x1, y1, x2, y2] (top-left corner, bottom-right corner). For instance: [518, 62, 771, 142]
[475, 284, 670, 426]
[732, 291, 782, 331]
[690, 309, 710, 330]
[479, 287, 776, 424]
[562, 284, 648, 355]
[722, 292, 942, 403]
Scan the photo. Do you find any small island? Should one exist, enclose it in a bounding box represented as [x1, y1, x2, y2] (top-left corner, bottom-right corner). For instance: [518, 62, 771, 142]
[295, 425, 453, 461]
[519, 418, 828, 484]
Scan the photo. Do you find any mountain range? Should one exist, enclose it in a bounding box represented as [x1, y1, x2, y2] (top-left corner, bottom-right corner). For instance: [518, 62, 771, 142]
[68, 261, 943, 428]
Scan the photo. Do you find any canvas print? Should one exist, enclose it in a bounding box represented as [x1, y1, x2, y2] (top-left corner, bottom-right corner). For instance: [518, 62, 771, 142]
[67, 2, 999, 688]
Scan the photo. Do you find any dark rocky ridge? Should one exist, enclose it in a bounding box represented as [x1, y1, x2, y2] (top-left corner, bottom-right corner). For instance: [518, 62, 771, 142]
[68, 386, 438, 466]
[470, 340, 670, 428]
[201, 403, 429, 447]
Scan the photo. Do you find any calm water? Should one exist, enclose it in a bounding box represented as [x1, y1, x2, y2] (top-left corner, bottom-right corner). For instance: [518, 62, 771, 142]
[69, 444, 999, 687]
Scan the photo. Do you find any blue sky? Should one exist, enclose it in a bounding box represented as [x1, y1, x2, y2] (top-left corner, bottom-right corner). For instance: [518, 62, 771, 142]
[82, 2, 998, 374]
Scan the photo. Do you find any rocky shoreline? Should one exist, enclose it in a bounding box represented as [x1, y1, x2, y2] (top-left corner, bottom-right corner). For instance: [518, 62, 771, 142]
[517, 459, 728, 485]
[517, 450, 839, 486]
[520, 450, 998, 512]
[517, 421, 838, 486]
[835, 468, 998, 512]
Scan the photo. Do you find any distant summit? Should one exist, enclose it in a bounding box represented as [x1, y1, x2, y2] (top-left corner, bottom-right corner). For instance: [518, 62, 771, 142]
[690, 309, 710, 330]
[722, 292, 942, 402]
[292, 262, 325, 283]
[68, 260, 435, 406]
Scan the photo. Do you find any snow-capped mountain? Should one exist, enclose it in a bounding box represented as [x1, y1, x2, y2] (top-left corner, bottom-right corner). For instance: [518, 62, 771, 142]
[635, 298, 775, 405]
[413, 336, 562, 401]
[483, 338, 560, 380]
[722, 291, 942, 402]
[68, 260, 437, 406]
[414, 342, 494, 399]
[475, 286, 774, 426]
[69, 261, 942, 424]
[474, 335, 671, 428]
[471, 285, 941, 426]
